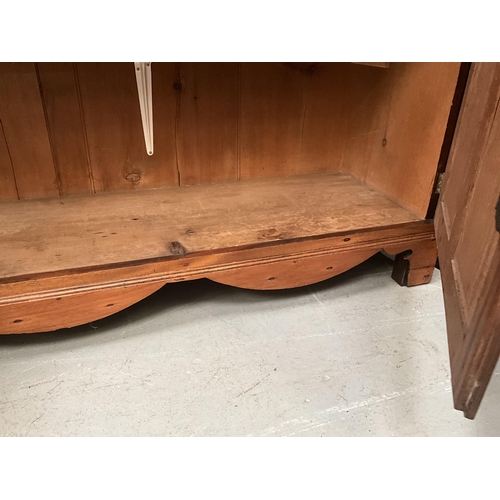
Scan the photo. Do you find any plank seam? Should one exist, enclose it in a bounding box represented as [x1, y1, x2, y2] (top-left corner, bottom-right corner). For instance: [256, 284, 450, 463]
[0, 118, 20, 200]
[73, 63, 96, 194]
[35, 63, 63, 197]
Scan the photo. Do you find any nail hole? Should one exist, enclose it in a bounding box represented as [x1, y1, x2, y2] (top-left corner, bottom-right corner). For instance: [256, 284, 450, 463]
[268, 277, 275, 281]
[106, 303, 114, 307]
[132, 218, 138, 221]
[343, 237, 351, 242]
[56, 298, 62, 301]
[13, 319, 22, 323]
[327, 266, 333, 270]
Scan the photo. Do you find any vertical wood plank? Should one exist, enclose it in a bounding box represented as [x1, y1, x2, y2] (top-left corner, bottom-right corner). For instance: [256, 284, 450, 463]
[0, 63, 59, 199]
[76, 63, 178, 192]
[0, 121, 19, 200]
[333, 63, 393, 182]
[298, 63, 386, 173]
[239, 63, 311, 179]
[37, 62, 94, 195]
[343, 62, 461, 217]
[176, 63, 238, 185]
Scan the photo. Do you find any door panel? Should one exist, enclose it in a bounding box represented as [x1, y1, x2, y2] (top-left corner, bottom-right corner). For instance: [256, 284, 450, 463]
[435, 62, 500, 419]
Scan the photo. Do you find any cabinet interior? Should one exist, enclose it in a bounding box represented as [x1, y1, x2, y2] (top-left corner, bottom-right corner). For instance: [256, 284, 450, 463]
[0, 62, 461, 288]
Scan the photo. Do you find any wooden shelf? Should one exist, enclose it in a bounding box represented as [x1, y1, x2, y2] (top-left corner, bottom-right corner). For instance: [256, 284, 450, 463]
[1, 171, 439, 333]
[1, 172, 420, 283]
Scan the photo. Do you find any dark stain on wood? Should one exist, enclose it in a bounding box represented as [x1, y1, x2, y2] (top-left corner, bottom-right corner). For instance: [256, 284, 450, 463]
[282, 63, 317, 74]
[169, 241, 187, 256]
[125, 172, 141, 183]
[496, 196, 500, 233]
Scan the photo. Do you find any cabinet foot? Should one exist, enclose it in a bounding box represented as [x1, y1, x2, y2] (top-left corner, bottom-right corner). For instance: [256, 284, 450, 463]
[390, 239, 438, 287]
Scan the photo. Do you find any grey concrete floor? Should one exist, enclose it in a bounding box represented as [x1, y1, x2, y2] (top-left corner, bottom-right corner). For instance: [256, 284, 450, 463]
[0, 254, 499, 436]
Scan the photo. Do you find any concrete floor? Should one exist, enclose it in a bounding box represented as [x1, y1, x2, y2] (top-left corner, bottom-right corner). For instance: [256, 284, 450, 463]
[0, 254, 499, 436]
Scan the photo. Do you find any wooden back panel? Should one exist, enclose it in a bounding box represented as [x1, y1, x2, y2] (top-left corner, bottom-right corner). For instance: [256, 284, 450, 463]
[0, 62, 460, 217]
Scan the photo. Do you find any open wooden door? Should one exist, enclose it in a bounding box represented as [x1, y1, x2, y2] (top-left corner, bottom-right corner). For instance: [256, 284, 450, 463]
[435, 62, 500, 419]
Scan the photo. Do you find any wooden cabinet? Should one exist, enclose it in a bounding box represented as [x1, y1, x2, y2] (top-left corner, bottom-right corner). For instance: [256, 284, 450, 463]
[435, 63, 500, 419]
[0, 62, 498, 418]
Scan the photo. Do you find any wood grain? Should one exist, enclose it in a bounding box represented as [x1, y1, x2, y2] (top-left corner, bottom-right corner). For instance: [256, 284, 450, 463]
[435, 62, 500, 419]
[0, 121, 18, 200]
[209, 248, 378, 290]
[0, 62, 458, 218]
[0, 216, 437, 334]
[297, 63, 388, 174]
[177, 63, 238, 184]
[425, 63, 471, 219]
[0, 220, 435, 333]
[0, 63, 59, 199]
[343, 62, 461, 217]
[352, 63, 390, 68]
[389, 238, 438, 286]
[0, 172, 421, 282]
[239, 63, 312, 178]
[37, 63, 94, 195]
[0, 281, 165, 334]
[237, 62, 458, 217]
[76, 63, 178, 191]
[0, 220, 435, 305]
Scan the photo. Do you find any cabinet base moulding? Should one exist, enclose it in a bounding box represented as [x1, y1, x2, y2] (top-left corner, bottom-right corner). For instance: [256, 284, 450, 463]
[0, 222, 437, 334]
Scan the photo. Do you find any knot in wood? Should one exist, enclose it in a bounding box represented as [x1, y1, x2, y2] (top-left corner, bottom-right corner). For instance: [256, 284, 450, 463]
[125, 172, 141, 183]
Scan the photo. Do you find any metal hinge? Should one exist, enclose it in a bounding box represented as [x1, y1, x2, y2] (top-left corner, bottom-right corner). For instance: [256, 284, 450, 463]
[434, 172, 445, 195]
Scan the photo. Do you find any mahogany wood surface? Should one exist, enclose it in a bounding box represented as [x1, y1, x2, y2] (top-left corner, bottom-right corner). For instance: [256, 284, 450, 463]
[435, 62, 500, 419]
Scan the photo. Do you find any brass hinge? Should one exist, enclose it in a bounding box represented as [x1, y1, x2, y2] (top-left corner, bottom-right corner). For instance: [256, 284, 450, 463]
[434, 172, 445, 195]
